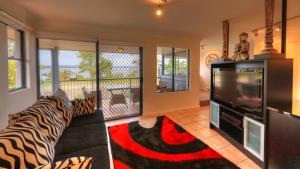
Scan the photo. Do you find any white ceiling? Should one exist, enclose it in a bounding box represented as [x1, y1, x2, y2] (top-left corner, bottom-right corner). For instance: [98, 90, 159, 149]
[11, 0, 268, 38]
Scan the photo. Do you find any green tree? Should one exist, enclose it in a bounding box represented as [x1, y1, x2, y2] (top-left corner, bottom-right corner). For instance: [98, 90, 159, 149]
[176, 59, 188, 76]
[163, 57, 187, 76]
[100, 57, 113, 78]
[8, 60, 16, 88]
[126, 59, 139, 78]
[77, 51, 113, 78]
[164, 56, 173, 75]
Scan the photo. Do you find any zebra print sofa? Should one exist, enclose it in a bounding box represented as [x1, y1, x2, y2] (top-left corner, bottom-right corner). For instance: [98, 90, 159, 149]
[0, 90, 110, 169]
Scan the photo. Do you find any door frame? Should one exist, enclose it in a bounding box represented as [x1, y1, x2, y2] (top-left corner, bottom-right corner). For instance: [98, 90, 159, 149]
[99, 45, 144, 121]
[36, 38, 143, 121]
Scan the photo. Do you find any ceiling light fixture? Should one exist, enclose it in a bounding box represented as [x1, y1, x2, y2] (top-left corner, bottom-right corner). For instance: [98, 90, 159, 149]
[155, 0, 167, 17]
[156, 4, 163, 16]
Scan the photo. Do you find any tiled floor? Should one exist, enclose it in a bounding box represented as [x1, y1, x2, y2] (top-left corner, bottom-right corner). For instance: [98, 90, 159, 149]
[106, 106, 261, 169]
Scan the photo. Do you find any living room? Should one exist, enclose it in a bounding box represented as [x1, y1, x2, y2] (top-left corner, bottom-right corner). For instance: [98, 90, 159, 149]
[0, 0, 299, 169]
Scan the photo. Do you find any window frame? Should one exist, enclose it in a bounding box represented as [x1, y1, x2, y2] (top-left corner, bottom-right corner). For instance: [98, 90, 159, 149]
[8, 28, 26, 92]
[157, 47, 190, 93]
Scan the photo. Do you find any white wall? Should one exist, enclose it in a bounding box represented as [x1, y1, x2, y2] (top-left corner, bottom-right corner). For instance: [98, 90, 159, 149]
[199, 3, 265, 91]
[141, 38, 200, 116]
[0, 4, 37, 129]
[199, 27, 223, 91]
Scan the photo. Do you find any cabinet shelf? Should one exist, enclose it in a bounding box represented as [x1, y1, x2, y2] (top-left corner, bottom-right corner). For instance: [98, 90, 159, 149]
[220, 116, 243, 131]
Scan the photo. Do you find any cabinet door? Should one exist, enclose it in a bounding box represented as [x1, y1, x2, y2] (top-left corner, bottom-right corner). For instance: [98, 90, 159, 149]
[244, 116, 265, 161]
[210, 101, 220, 128]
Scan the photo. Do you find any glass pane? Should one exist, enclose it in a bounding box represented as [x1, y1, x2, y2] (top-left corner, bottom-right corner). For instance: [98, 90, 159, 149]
[8, 60, 22, 89]
[211, 103, 219, 126]
[164, 55, 173, 75]
[39, 49, 53, 96]
[58, 50, 96, 100]
[7, 27, 21, 59]
[175, 48, 189, 91]
[247, 121, 261, 154]
[157, 47, 173, 92]
[157, 54, 162, 87]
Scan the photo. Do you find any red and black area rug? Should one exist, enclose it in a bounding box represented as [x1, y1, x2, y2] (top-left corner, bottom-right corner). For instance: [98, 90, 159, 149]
[108, 116, 239, 169]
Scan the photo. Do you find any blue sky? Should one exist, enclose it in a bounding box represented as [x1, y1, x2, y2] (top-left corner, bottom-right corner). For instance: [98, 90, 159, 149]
[40, 50, 81, 66]
[39, 49, 139, 67]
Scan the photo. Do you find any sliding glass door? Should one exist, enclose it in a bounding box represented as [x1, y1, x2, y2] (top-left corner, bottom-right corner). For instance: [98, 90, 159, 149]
[37, 39, 143, 121]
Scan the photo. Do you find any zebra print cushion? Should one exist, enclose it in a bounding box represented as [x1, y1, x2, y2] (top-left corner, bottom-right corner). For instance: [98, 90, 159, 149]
[42, 96, 72, 128]
[42, 89, 74, 127]
[72, 97, 96, 118]
[37, 156, 93, 169]
[8, 99, 65, 146]
[0, 117, 55, 168]
[54, 89, 74, 115]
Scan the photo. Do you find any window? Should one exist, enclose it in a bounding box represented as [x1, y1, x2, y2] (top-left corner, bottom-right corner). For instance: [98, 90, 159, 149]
[58, 49, 97, 99]
[39, 49, 53, 96]
[157, 47, 189, 93]
[7, 27, 26, 91]
[38, 39, 97, 99]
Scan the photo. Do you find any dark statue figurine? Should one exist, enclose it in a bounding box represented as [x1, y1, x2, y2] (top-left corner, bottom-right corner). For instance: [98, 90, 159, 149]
[231, 32, 250, 61]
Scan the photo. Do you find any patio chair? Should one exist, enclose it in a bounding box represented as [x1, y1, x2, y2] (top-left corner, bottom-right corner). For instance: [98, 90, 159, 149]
[130, 88, 140, 104]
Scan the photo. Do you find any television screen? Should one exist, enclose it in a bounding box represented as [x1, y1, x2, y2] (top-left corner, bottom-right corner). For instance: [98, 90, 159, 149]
[234, 68, 263, 115]
[213, 67, 236, 105]
[212, 67, 263, 116]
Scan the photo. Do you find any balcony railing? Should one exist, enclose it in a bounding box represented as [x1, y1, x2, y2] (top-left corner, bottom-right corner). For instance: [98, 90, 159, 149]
[40, 78, 140, 100]
[156, 75, 188, 92]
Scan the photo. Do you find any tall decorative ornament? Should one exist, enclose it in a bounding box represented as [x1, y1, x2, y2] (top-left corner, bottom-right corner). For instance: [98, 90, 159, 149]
[223, 20, 230, 60]
[261, 0, 278, 54]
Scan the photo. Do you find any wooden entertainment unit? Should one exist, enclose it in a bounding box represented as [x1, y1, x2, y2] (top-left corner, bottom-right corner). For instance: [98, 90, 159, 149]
[209, 59, 293, 168]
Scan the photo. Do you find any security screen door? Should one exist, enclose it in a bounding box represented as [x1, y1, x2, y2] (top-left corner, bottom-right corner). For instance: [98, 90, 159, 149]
[99, 43, 143, 121]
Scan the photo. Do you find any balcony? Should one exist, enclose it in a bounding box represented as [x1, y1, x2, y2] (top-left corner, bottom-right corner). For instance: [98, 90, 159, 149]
[40, 78, 141, 121]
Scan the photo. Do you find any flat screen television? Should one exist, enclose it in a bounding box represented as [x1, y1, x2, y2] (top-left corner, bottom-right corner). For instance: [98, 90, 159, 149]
[212, 67, 263, 117]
